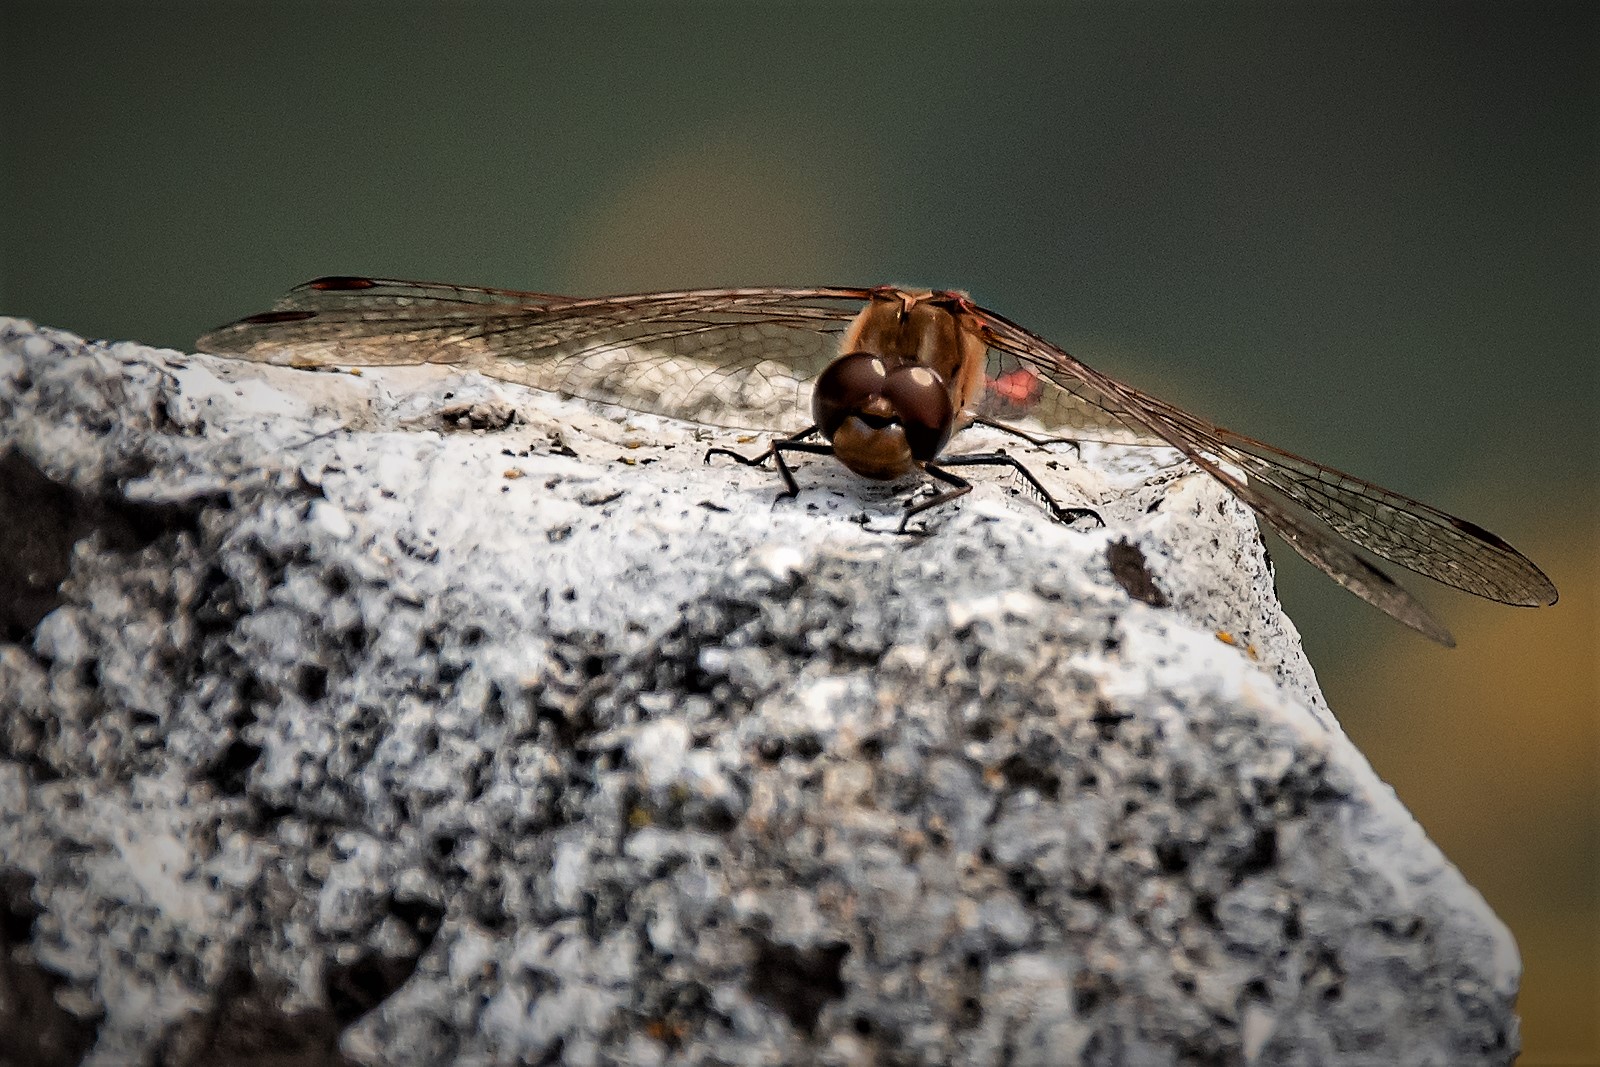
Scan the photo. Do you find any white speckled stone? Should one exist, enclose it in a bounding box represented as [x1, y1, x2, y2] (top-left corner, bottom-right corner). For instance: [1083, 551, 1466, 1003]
[0, 317, 1519, 1066]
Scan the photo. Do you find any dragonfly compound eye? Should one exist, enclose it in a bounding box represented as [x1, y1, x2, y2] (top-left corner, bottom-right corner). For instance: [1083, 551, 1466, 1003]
[882, 365, 955, 460]
[812, 352, 890, 437]
[813, 352, 954, 479]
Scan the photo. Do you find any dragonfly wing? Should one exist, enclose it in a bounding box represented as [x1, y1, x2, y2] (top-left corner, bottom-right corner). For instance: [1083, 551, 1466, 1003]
[197, 307, 501, 367]
[972, 305, 1552, 641]
[268, 276, 576, 312]
[975, 347, 1172, 447]
[199, 282, 871, 432]
[1150, 404, 1558, 607]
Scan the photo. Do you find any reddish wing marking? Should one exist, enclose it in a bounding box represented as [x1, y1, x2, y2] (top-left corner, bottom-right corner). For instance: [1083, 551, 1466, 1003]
[976, 345, 1170, 449]
[989, 367, 1043, 406]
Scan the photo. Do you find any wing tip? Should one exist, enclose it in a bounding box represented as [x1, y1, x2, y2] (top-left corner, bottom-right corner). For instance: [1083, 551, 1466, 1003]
[304, 276, 380, 291]
[1387, 591, 1456, 647]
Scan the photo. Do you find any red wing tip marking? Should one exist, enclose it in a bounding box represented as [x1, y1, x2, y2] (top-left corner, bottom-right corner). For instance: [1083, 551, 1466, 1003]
[309, 276, 379, 290]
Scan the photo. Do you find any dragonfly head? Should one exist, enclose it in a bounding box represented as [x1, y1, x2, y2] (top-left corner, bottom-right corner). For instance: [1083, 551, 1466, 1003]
[813, 352, 955, 480]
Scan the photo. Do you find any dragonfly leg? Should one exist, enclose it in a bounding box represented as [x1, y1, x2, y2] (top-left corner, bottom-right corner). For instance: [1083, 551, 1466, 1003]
[706, 427, 831, 500]
[897, 464, 975, 533]
[929, 450, 1101, 528]
[970, 416, 1083, 455]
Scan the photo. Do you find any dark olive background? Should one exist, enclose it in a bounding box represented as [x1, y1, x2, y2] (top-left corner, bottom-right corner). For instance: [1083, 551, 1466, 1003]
[4, 2, 1595, 1060]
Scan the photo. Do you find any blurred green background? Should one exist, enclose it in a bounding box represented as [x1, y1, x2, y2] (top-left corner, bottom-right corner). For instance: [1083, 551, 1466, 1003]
[4, 2, 1595, 1060]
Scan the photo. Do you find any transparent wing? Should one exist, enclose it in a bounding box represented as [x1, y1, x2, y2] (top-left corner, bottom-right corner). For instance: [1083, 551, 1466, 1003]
[198, 277, 871, 432]
[968, 305, 1557, 644]
[267, 276, 578, 311]
[974, 348, 1170, 447]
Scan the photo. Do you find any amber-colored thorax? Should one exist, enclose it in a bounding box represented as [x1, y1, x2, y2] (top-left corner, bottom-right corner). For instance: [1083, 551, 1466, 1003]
[840, 289, 988, 417]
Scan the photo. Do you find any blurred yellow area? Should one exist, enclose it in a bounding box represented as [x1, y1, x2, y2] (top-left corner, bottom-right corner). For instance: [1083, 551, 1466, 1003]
[1339, 500, 1598, 1065]
[560, 137, 861, 296]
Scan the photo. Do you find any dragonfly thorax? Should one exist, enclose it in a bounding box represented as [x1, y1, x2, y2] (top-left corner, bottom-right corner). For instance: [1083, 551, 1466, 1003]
[842, 289, 988, 415]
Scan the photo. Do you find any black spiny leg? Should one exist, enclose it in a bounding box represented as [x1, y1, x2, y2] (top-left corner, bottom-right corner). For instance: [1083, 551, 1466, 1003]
[971, 416, 1083, 455]
[904, 450, 1101, 533]
[706, 425, 833, 501]
[897, 464, 977, 533]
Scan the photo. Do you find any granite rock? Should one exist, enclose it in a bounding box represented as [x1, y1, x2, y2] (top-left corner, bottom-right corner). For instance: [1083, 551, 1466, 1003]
[0, 319, 1518, 1066]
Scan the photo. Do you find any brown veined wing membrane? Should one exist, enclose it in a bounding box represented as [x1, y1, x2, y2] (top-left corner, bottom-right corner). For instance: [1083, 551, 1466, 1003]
[197, 277, 872, 433]
[975, 347, 1170, 447]
[968, 305, 1557, 646]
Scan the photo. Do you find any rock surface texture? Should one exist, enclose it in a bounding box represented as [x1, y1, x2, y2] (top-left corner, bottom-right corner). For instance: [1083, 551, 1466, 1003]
[0, 318, 1518, 1066]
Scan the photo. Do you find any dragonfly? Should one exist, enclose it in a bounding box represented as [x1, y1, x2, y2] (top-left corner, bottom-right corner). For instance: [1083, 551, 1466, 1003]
[197, 276, 1558, 646]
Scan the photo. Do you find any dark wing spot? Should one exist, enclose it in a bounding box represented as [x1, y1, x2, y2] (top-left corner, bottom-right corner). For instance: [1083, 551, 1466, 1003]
[241, 310, 318, 325]
[1447, 513, 1516, 551]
